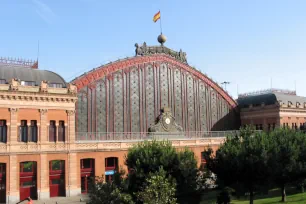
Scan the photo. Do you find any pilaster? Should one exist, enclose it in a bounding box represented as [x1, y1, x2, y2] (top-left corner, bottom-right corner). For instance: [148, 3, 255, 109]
[38, 154, 49, 199]
[67, 110, 76, 149]
[7, 155, 19, 203]
[39, 109, 48, 143]
[67, 153, 80, 196]
[9, 108, 18, 144]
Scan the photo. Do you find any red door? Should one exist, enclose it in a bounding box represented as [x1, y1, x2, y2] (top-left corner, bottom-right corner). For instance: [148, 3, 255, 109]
[20, 162, 37, 201]
[0, 163, 6, 203]
[105, 157, 118, 182]
[81, 159, 94, 194]
[49, 175, 65, 197]
[49, 160, 65, 197]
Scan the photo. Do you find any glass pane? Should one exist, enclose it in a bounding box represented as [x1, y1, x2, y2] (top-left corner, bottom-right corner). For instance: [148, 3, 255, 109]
[51, 160, 62, 170]
[22, 162, 33, 172]
[51, 179, 63, 185]
[106, 158, 116, 167]
[22, 181, 35, 187]
[82, 159, 92, 169]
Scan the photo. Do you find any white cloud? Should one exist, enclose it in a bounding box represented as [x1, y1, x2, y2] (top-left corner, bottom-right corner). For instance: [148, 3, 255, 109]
[32, 0, 57, 24]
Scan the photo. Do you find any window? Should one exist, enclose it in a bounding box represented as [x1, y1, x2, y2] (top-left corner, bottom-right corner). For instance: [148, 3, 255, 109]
[81, 159, 93, 169]
[51, 179, 64, 185]
[201, 152, 206, 168]
[0, 79, 6, 84]
[49, 121, 56, 142]
[0, 120, 7, 143]
[20, 81, 35, 86]
[20, 161, 35, 173]
[22, 181, 36, 187]
[20, 120, 28, 142]
[58, 121, 65, 142]
[272, 123, 276, 130]
[268, 124, 271, 131]
[50, 160, 64, 171]
[29, 120, 38, 142]
[48, 83, 63, 88]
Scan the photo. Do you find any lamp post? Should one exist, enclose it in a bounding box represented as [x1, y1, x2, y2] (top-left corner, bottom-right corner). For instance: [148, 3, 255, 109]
[221, 81, 230, 92]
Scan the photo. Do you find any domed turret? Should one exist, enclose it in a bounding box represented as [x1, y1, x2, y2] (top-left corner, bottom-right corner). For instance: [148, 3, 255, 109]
[158, 33, 167, 46]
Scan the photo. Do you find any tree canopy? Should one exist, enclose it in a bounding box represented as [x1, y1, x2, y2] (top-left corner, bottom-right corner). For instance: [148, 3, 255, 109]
[125, 140, 201, 203]
[204, 127, 306, 204]
[204, 127, 270, 204]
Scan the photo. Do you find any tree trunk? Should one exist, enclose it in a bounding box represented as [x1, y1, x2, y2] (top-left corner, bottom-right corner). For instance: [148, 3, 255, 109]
[281, 184, 286, 202]
[249, 190, 254, 204]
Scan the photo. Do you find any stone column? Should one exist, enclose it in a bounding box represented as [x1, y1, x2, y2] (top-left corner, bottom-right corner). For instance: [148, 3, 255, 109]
[39, 109, 48, 143]
[8, 155, 19, 203]
[56, 123, 59, 142]
[9, 108, 18, 144]
[38, 154, 49, 199]
[67, 153, 80, 196]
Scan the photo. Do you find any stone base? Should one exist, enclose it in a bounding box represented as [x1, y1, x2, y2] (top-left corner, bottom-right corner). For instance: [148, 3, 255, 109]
[67, 188, 81, 197]
[38, 191, 50, 200]
[7, 195, 19, 204]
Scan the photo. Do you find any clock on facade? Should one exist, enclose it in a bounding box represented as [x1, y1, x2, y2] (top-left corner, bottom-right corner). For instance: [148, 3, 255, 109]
[165, 118, 171, 125]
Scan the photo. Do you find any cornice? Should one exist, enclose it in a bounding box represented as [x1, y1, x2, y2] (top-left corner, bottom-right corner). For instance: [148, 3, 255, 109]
[0, 92, 77, 103]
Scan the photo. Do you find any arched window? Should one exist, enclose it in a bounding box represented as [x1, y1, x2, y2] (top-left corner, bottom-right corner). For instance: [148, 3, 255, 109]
[80, 159, 95, 194]
[49, 121, 56, 142]
[20, 161, 37, 200]
[49, 160, 65, 197]
[29, 120, 38, 142]
[58, 121, 65, 142]
[105, 157, 118, 182]
[20, 120, 28, 142]
[0, 163, 6, 203]
[0, 120, 7, 143]
[201, 152, 207, 168]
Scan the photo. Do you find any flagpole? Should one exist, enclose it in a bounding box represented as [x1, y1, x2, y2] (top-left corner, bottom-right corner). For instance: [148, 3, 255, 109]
[159, 10, 163, 34]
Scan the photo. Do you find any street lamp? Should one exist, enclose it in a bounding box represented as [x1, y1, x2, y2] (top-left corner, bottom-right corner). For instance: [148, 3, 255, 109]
[221, 81, 230, 91]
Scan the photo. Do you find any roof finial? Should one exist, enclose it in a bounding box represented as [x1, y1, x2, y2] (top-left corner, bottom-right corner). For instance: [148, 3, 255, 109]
[157, 33, 167, 46]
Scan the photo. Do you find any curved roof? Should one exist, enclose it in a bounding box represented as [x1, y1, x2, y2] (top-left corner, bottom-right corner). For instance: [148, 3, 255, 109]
[71, 53, 237, 108]
[0, 63, 66, 87]
[237, 92, 306, 107]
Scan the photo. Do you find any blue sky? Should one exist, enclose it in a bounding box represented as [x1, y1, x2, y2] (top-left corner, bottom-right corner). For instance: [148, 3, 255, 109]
[1, 0, 306, 99]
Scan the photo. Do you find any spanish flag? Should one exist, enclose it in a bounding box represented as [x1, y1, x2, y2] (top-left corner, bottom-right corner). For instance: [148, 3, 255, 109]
[153, 11, 161, 22]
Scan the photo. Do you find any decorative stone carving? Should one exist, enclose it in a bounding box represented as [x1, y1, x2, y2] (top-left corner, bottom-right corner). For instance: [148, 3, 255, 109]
[39, 109, 48, 115]
[68, 83, 77, 94]
[135, 42, 188, 64]
[40, 80, 48, 93]
[149, 107, 183, 133]
[9, 78, 19, 91]
[9, 108, 19, 113]
[66, 110, 76, 116]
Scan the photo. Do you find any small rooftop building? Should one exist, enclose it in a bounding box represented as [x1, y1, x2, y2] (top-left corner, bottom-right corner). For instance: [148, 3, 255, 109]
[237, 88, 306, 131]
[0, 57, 66, 88]
[0, 57, 77, 203]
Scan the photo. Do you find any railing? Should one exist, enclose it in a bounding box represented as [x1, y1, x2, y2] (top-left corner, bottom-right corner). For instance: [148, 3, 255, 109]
[238, 88, 296, 98]
[75, 131, 239, 142]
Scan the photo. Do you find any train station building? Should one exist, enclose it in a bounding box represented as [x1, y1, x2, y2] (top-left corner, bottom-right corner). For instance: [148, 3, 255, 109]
[0, 36, 250, 203]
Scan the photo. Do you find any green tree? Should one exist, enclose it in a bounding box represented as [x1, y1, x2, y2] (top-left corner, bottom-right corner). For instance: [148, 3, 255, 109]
[88, 171, 134, 204]
[125, 140, 200, 203]
[204, 126, 270, 204]
[267, 128, 306, 202]
[136, 167, 177, 204]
